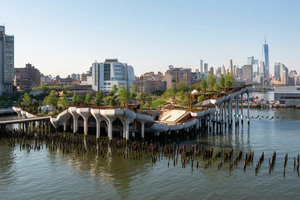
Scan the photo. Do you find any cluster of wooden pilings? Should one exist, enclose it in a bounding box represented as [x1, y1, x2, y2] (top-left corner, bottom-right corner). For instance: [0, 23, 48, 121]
[0, 129, 299, 178]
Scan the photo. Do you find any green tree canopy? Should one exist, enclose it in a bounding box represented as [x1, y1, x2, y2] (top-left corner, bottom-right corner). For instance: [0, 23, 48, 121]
[130, 85, 138, 100]
[72, 93, 78, 105]
[43, 90, 58, 109]
[104, 96, 117, 107]
[200, 79, 208, 90]
[197, 96, 206, 103]
[207, 72, 216, 88]
[85, 93, 92, 105]
[109, 85, 118, 96]
[7, 99, 13, 107]
[94, 90, 104, 107]
[77, 95, 84, 106]
[220, 74, 225, 87]
[225, 72, 236, 88]
[21, 93, 32, 107]
[57, 95, 69, 110]
[118, 86, 130, 107]
[213, 83, 221, 92]
[176, 83, 188, 92]
[0, 100, 5, 107]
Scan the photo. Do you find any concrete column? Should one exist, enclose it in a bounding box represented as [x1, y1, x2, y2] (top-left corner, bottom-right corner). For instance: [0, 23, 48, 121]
[224, 102, 227, 124]
[125, 122, 130, 140]
[235, 96, 237, 124]
[141, 122, 145, 139]
[63, 122, 67, 132]
[229, 99, 232, 126]
[237, 95, 239, 122]
[241, 93, 244, 121]
[247, 91, 250, 124]
[209, 112, 212, 129]
[76, 108, 91, 136]
[96, 120, 100, 138]
[108, 120, 113, 140]
[91, 109, 102, 139]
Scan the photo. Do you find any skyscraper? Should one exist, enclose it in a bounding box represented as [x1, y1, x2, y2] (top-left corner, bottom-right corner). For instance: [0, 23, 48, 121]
[229, 59, 233, 74]
[247, 57, 254, 65]
[199, 60, 203, 73]
[263, 37, 269, 78]
[242, 65, 253, 82]
[0, 25, 14, 94]
[204, 63, 208, 72]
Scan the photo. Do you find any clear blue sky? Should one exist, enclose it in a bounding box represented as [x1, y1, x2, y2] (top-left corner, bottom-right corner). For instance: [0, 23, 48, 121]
[1, 0, 300, 77]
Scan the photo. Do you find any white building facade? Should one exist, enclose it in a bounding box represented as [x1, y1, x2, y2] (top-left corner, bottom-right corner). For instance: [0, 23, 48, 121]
[92, 59, 135, 92]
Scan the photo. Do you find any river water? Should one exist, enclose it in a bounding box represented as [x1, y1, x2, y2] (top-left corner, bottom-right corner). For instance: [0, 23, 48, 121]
[1, 92, 300, 200]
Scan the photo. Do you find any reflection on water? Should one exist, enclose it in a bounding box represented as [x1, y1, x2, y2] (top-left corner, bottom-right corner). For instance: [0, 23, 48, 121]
[1, 106, 300, 199]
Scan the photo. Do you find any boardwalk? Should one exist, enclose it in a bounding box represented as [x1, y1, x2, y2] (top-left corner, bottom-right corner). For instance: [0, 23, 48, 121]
[0, 116, 51, 125]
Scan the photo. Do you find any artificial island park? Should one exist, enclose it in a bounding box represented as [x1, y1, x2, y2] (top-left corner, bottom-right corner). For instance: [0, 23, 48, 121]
[1, 65, 300, 199]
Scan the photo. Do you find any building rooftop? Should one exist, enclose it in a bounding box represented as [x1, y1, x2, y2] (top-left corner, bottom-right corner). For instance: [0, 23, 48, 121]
[274, 86, 300, 94]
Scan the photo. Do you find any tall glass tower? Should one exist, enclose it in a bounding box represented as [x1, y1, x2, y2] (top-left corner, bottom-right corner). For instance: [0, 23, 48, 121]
[262, 37, 269, 78]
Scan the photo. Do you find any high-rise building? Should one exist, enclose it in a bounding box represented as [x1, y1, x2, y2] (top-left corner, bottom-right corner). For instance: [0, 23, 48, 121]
[242, 65, 253, 82]
[199, 60, 203, 73]
[221, 65, 226, 75]
[274, 62, 281, 79]
[229, 59, 233, 74]
[247, 57, 254, 65]
[92, 59, 135, 92]
[204, 63, 208, 72]
[0, 25, 14, 94]
[274, 62, 288, 85]
[259, 61, 265, 75]
[263, 37, 269, 78]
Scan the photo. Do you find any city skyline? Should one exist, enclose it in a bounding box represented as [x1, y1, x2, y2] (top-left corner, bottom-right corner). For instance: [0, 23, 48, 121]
[1, 0, 300, 77]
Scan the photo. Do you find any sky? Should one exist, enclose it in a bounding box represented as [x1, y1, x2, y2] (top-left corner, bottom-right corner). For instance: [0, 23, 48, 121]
[1, 0, 300, 77]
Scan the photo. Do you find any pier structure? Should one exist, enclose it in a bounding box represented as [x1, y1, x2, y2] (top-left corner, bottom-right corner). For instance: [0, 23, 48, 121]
[1, 107, 52, 133]
[6, 87, 252, 140]
[51, 107, 154, 140]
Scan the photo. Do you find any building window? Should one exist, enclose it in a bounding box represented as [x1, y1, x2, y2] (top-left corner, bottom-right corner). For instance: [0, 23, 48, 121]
[104, 64, 111, 81]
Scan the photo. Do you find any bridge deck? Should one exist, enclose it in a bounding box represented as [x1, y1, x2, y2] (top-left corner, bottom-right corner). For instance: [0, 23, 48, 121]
[0, 116, 51, 125]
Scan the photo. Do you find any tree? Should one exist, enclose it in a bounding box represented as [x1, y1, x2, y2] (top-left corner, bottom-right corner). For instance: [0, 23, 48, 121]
[7, 99, 13, 107]
[57, 95, 70, 110]
[0, 100, 5, 107]
[225, 72, 236, 88]
[104, 96, 117, 107]
[198, 96, 206, 104]
[85, 93, 92, 105]
[77, 95, 84, 106]
[207, 72, 216, 88]
[118, 86, 130, 107]
[176, 83, 187, 92]
[72, 93, 78, 105]
[43, 90, 58, 109]
[21, 93, 32, 107]
[130, 85, 138, 100]
[137, 92, 147, 111]
[200, 79, 208, 90]
[94, 90, 104, 107]
[109, 85, 118, 96]
[213, 83, 221, 92]
[220, 75, 225, 87]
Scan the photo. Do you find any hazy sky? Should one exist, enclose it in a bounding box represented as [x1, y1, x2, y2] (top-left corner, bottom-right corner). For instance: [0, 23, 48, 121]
[1, 0, 300, 77]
